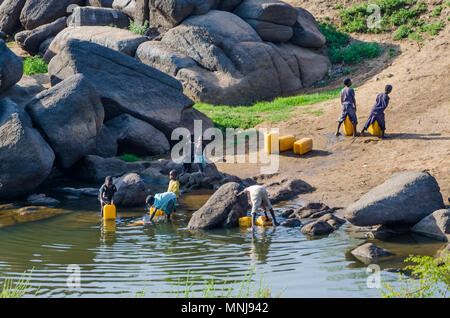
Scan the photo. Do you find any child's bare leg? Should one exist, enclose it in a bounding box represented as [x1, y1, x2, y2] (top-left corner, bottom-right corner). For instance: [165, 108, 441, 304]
[269, 208, 279, 226]
[336, 122, 342, 136]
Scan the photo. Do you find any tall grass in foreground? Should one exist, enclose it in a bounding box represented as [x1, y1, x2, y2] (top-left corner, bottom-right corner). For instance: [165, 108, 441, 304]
[0, 270, 37, 298]
[137, 269, 281, 298]
[195, 88, 342, 130]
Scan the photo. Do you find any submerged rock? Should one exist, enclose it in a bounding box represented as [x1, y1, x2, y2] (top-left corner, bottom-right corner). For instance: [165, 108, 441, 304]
[300, 220, 334, 236]
[345, 171, 444, 226]
[281, 218, 301, 228]
[411, 209, 450, 242]
[351, 243, 394, 263]
[187, 182, 248, 230]
[27, 194, 60, 206]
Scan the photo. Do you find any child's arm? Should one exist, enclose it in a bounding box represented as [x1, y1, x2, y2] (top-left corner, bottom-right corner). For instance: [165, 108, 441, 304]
[149, 205, 157, 222]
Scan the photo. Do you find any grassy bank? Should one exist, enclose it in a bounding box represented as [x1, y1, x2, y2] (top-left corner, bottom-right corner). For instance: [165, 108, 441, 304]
[195, 88, 342, 130]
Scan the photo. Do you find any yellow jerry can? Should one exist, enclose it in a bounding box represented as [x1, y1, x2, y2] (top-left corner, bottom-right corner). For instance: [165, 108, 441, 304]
[368, 120, 382, 136]
[103, 204, 116, 220]
[343, 115, 354, 136]
[264, 131, 279, 154]
[279, 135, 296, 152]
[294, 138, 313, 155]
[150, 206, 165, 217]
[239, 216, 252, 227]
[255, 216, 272, 227]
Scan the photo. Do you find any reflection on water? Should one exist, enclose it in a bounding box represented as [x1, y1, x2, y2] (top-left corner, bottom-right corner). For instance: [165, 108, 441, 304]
[0, 190, 447, 298]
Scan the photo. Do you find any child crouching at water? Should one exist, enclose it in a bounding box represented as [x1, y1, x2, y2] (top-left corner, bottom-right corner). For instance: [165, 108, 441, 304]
[146, 192, 177, 222]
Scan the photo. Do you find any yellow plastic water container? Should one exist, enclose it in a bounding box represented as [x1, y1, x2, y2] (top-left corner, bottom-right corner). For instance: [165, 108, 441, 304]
[294, 138, 313, 155]
[150, 206, 165, 217]
[343, 115, 354, 136]
[239, 216, 252, 227]
[255, 216, 272, 226]
[279, 135, 296, 152]
[368, 120, 382, 136]
[103, 204, 116, 220]
[264, 131, 279, 154]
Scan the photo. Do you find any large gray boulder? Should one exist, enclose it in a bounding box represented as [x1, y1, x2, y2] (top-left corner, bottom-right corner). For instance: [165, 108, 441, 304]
[290, 7, 326, 48]
[0, 40, 23, 93]
[411, 209, 450, 242]
[113, 0, 149, 25]
[137, 10, 310, 105]
[76, 155, 150, 182]
[217, 0, 242, 11]
[48, 39, 194, 136]
[0, 99, 55, 200]
[0, 0, 26, 35]
[87, 0, 115, 7]
[92, 125, 119, 158]
[105, 114, 170, 156]
[264, 177, 315, 203]
[68, 6, 130, 28]
[244, 19, 293, 42]
[233, 0, 298, 26]
[20, 0, 85, 30]
[15, 17, 67, 55]
[114, 173, 150, 207]
[26, 74, 104, 169]
[187, 182, 248, 230]
[44, 26, 148, 61]
[345, 171, 445, 226]
[148, 0, 218, 28]
[0, 76, 45, 107]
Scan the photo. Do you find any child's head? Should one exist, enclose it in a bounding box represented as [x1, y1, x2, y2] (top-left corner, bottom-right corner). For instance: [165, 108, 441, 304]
[145, 195, 154, 207]
[105, 176, 113, 187]
[385, 84, 393, 94]
[344, 78, 352, 87]
[169, 169, 178, 180]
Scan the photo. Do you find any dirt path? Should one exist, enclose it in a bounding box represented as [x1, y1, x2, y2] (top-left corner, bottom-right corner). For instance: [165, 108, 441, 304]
[216, 23, 450, 209]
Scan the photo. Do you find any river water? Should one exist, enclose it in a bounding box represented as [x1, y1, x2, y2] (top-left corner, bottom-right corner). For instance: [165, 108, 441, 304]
[0, 189, 446, 298]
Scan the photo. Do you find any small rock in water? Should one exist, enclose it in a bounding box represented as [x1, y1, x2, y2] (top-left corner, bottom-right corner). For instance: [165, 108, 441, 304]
[281, 218, 302, 228]
[27, 194, 60, 206]
[301, 220, 335, 236]
[351, 243, 394, 263]
[318, 213, 345, 229]
[281, 209, 294, 218]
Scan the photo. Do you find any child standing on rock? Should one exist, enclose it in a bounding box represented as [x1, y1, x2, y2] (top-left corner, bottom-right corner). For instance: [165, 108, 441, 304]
[235, 185, 279, 231]
[336, 78, 358, 137]
[99, 176, 117, 216]
[167, 170, 180, 198]
[361, 84, 393, 139]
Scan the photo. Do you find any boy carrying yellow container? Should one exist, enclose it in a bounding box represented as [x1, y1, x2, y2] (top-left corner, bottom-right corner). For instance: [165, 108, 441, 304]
[361, 85, 393, 139]
[336, 78, 358, 137]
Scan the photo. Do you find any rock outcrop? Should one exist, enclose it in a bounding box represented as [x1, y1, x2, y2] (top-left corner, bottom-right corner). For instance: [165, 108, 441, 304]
[411, 209, 450, 242]
[345, 171, 445, 226]
[48, 40, 195, 136]
[0, 99, 55, 199]
[0, 40, 23, 93]
[187, 182, 248, 230]
[0, 0, 26, 35]
[68, 6, 130, 28]
[114, 173, 150, 207]
[26, 74, 105, 169]
[0, 76, 45, 107]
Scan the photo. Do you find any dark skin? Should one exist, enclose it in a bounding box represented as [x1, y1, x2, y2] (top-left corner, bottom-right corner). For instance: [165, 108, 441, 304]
[100, 180, 115, 216]
[336, 80, 357, 137]
[235, 189, 279, 232]
[361, 86, 393, 139]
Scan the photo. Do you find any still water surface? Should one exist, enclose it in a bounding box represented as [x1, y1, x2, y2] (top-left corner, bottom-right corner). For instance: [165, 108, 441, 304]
[0, 189, 446, 297]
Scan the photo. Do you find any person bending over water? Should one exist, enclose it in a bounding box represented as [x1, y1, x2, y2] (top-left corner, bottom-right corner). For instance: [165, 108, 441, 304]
[361, 84, 393, 139]
[99, 176, 117, 216]
[336, 78, 358, 137]
[146, 192, 177, 222]
[235, 185, 279, 231]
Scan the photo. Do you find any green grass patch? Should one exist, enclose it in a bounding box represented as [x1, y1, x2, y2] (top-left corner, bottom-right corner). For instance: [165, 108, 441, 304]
[195, 88, 342, 130]
[431, 5, 443, 17]
[418, 19, 445, 35]
[318, 22, 382, 64]
[120, 153, 144, 162]
[129, 20, 148, 35]
[23, 56, 48, 75]
[393, 24, 413, 39]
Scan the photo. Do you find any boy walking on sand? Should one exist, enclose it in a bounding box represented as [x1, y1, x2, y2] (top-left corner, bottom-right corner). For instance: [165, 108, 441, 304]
[336, 78, 358, 137]
[235, 184, 279, 231]
[99, 176, 117, 216]
[361, 84, 393, 139]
